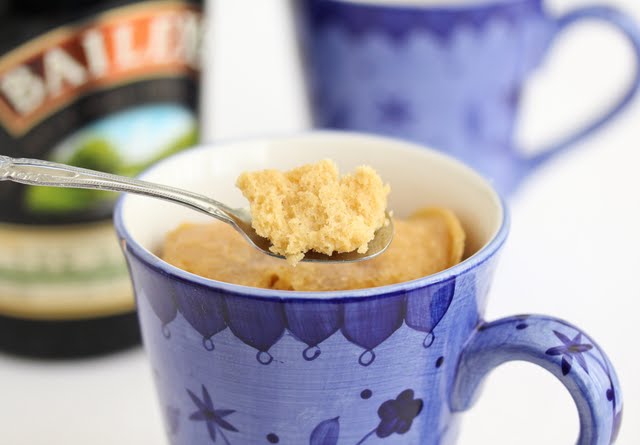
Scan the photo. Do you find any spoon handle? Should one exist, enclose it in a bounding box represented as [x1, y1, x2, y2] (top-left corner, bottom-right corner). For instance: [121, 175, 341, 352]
[0, 155, 234, 224]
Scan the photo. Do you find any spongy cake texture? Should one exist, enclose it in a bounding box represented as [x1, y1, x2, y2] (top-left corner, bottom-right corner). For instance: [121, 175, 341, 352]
[235, 159, 390, 265]
[162, 208, 465, 291]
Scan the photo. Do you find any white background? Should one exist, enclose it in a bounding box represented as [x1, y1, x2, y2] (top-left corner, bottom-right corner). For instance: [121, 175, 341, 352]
[1, 0, 639, 443]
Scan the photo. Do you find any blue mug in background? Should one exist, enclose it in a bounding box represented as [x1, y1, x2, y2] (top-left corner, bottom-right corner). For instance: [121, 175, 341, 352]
[296, 0, 640, 195]
[115, 133, 621, 444]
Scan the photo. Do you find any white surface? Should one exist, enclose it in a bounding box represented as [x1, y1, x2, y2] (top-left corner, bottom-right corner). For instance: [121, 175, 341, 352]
[1, 0, 639, 443]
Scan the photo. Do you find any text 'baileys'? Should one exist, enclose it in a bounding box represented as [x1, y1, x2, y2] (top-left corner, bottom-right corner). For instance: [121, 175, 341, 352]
[0, 0, 204, 358]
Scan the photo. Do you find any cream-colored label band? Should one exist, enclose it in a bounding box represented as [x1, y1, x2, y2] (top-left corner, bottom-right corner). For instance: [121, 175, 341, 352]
[0, 222, 134, 320]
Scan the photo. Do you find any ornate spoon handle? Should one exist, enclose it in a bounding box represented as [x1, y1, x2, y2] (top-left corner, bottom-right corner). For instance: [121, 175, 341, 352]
[0, 155, 234, 224]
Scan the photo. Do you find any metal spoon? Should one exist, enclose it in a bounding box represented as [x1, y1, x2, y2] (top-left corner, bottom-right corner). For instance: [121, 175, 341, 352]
[0, 155, 393, 263]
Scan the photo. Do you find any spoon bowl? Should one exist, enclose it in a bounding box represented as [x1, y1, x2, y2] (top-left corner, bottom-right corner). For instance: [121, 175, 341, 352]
[0, 155, 393, 263]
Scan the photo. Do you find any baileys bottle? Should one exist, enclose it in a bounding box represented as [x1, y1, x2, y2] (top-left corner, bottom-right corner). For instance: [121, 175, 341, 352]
[0, 0, 203, 357]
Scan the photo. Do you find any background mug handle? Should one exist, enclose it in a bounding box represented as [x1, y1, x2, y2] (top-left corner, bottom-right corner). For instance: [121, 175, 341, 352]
[452, 315, 622, 444]
[527, 6, 640, 168]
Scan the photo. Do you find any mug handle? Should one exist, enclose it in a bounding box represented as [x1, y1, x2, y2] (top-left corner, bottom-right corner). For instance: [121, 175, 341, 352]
[451, 315, 622, 444]
[527, 6, 640, 168]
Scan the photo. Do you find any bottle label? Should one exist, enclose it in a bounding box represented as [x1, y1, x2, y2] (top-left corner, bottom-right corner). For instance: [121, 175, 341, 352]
[0, 1, 201, 136]
[0, 222, 132, 319]
[0, 0, 202, 319]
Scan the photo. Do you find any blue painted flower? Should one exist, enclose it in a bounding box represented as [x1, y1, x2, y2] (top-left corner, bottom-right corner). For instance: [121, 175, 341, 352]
[545, 330, 593, 376]
[376, 389, 423, 438]
[187, 385, 238, 444]
[310, 417, 340, 445]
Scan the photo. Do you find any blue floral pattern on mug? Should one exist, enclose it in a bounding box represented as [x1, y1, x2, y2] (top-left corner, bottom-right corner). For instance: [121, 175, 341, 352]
[374, 389, 424, 439]
[297, 0, 640, 194]
[116, 134, 623, 444]
[187, 385, 238, 444]
[297, 0, 553, 194]
[309, 417, 340, 445]
[140, 277, 455, 367]
[453, 315, 623, 444]
[543, 326, 622, 442]
[546, 330, 593, 375]
[307, 389, 424, 445]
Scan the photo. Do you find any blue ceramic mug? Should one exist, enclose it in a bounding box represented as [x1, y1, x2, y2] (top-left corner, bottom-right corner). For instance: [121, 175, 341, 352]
[115, 132, 622, 444]
[295, 0, 640, 195]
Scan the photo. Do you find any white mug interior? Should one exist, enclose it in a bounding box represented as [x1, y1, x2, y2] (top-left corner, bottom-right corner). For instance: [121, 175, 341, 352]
[119, 131, 504, 275]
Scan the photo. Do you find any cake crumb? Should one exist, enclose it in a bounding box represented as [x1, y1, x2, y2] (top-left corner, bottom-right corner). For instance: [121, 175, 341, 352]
[236, 159, 390, 265]
[162, 207, 466, 291]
